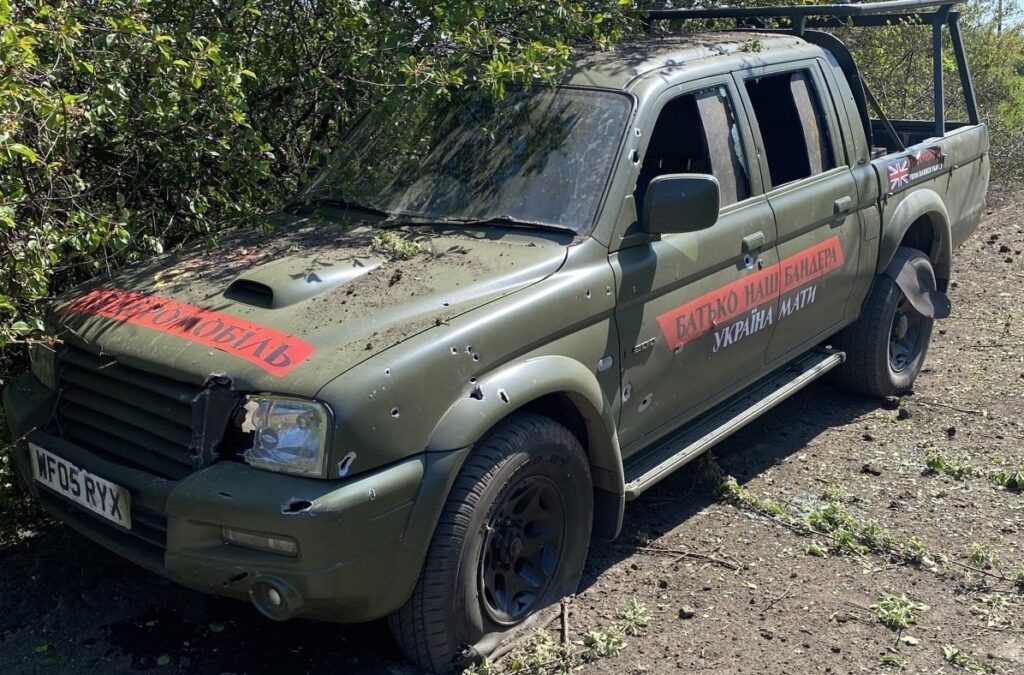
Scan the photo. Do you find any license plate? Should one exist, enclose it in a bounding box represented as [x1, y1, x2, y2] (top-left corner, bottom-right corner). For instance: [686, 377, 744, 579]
[29, 443, 131, 529]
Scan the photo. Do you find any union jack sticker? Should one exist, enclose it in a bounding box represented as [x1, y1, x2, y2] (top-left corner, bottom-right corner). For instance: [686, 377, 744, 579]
[888, 159, 910, 190]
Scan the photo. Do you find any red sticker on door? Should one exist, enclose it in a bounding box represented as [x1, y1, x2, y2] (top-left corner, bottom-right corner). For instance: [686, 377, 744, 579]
[657, 236, 844, 351]
[62, 289, 316, 377]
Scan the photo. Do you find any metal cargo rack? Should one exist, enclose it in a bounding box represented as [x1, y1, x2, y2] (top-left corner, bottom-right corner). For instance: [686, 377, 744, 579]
[642, 0, 978, 140]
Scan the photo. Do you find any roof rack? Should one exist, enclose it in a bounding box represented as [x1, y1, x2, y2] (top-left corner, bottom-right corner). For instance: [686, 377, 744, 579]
[642, 0, 965, 31]
[643, 0, 976, 138]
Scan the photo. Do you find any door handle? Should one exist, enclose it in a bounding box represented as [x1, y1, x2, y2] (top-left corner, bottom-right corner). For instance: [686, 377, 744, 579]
[833, 196, 854, 214]
[742, 231, 765, 252]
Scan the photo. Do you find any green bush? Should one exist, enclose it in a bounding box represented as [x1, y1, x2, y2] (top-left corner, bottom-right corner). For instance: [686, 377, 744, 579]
[0, 0, 633, 361]
[837, 0, 1024, 180]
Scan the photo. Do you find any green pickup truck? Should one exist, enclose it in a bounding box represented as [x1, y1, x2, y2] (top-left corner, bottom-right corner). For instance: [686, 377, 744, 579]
[4, 1, 989, 672]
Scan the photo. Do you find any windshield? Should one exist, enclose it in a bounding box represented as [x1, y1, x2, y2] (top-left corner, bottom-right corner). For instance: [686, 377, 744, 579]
[298, 88, 632, 233]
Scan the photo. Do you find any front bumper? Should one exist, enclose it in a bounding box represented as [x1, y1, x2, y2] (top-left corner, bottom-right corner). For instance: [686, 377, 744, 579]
[4, 373, 468, 623]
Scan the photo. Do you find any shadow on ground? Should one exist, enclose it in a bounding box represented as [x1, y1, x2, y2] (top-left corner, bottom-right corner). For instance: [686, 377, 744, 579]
[0, 382, 879, 674]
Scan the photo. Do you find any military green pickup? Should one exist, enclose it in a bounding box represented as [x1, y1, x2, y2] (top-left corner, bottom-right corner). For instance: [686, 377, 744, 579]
[4, 1, 989, 672]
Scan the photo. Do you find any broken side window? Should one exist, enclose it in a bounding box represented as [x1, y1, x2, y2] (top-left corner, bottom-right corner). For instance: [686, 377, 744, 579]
[635, 85, 751, 216]
[744, 70, 837, 187]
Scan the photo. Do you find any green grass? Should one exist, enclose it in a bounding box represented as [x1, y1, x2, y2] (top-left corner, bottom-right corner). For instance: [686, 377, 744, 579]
[942, 644, 990, 674]
[871, 593, 928, 630]
[465, 600, 650, 674]
[990, 466, 1024, 492]
[968, 543, 1000, 571]
[922, 450, 1024, 492]
[924, 449, 976, 479]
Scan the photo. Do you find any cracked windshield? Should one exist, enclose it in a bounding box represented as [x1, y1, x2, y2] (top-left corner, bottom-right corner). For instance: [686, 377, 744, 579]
[299, 88, 631, 232]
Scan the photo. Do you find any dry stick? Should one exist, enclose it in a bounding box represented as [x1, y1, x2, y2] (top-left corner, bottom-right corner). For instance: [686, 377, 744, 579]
[905, 399, 986, 416]
[979, 625, 1024, 635]
[560, 598, 570, 645]
[489, 609, 563, 665]
[764, 582, 795, 612]
[622, 544, 740, 571]
[843, 599, 874, 614]
[945, 558, 1019, 585]
[487, 640, 519, 665]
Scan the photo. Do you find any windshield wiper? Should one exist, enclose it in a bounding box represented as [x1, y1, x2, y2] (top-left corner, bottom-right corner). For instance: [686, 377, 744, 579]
[379, 214, 573, 234]
[284, 196, 390, 218]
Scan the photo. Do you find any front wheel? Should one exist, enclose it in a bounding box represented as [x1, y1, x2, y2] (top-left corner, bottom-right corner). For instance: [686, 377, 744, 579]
[832, 247, 936, 397]
[389, 412, 593, 674]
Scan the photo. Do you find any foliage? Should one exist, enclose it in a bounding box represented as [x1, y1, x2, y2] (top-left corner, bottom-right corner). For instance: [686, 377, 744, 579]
[464, 599, 649, 674]
[924, 449, 977, 478]
[834, 0, 1024, 179]
[0, 0, 634, 359]
[942, 644, 990, 674]
[968, 542, 1000, 570]
[371, 232, 422, 261]
[871, 592, 929, 630]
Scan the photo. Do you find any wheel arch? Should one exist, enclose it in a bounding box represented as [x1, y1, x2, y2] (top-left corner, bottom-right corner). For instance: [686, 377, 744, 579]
[878, 189, 952, 291]
[426, 355, 625, 541]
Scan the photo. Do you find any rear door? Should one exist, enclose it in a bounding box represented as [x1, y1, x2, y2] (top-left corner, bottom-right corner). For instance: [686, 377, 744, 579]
[733, 61, 866, 363]
[612, 77, 778, 451]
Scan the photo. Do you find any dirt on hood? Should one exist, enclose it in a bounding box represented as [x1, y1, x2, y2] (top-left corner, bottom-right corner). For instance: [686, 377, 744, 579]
[52, 212, 571, 394]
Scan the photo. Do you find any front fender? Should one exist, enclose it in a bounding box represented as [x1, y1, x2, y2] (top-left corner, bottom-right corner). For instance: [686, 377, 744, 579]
[878, 188, 952, 283]
[426, 354, 625, 539]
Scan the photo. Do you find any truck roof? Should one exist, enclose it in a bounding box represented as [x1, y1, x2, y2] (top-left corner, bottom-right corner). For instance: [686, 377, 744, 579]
[564, 31, 810, 90]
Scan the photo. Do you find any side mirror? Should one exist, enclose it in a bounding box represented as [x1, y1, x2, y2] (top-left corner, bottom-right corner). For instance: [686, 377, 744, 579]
[641, 174, 720, 235]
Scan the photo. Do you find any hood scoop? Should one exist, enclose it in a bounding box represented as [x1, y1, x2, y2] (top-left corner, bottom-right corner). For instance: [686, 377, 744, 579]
[224, 255, 383, 309]
[224, 279, 275, 308]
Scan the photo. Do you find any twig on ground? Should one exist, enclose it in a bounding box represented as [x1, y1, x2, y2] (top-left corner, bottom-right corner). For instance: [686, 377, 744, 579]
[622, 544, 740, 571]
[946, 558, 1018, 585]
[560, 598, 570, 645]
[764, 582, 795, 612]
[905, 399, 986, 416]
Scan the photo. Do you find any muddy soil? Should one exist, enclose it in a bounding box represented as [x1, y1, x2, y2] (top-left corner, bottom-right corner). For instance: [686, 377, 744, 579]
[1, 186, 1021, 675]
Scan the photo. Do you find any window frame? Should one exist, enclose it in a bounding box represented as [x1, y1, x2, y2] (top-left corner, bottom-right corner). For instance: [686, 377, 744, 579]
[634, 75, 766, 219]
[732, 60, 848, 192]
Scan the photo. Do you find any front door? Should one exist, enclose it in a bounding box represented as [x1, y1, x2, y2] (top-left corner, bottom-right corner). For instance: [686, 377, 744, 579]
[612, 79, 778, 452]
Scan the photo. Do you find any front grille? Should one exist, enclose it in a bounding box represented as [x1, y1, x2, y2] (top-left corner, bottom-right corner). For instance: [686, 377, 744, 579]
[54, 346, 201, 480]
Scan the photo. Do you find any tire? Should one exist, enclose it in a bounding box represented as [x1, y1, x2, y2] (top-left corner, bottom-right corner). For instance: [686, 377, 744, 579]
[832, 246, 936, 397]
[389, 412, 593, 674]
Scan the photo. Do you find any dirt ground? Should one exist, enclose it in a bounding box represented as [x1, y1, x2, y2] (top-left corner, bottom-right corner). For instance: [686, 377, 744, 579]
[1, 185, 1022, 675]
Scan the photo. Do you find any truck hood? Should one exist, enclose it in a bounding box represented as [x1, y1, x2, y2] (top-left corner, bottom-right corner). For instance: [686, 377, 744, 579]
[53, 213, 571, 394]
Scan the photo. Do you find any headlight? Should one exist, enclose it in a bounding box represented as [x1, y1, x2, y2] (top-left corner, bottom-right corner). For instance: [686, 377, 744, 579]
[239, 396, 331, 477]
[29, 342, 57, 390]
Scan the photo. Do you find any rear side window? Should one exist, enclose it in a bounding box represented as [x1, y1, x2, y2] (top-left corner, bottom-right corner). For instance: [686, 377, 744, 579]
[636, 85, 750, 213]
[744, 70, 836, 187]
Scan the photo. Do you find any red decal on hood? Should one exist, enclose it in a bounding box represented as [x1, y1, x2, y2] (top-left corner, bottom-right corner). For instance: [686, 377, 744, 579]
[657, 236, 844, 350]
[63, 289, 315, 377]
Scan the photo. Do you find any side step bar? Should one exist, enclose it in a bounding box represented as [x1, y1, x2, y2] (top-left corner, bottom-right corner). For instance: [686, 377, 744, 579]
[623, 349, 846, 500]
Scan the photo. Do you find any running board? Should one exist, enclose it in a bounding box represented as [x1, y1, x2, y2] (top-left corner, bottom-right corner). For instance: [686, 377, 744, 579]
[623, 349, 846, 500]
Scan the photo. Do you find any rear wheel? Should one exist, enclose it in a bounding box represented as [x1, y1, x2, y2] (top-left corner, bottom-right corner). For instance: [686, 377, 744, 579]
[833, 247, 936, 397]
[389, 412, 593, 674]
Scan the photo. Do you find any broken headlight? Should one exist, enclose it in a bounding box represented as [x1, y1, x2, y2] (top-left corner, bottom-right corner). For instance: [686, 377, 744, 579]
[239, 396, 331, 477]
